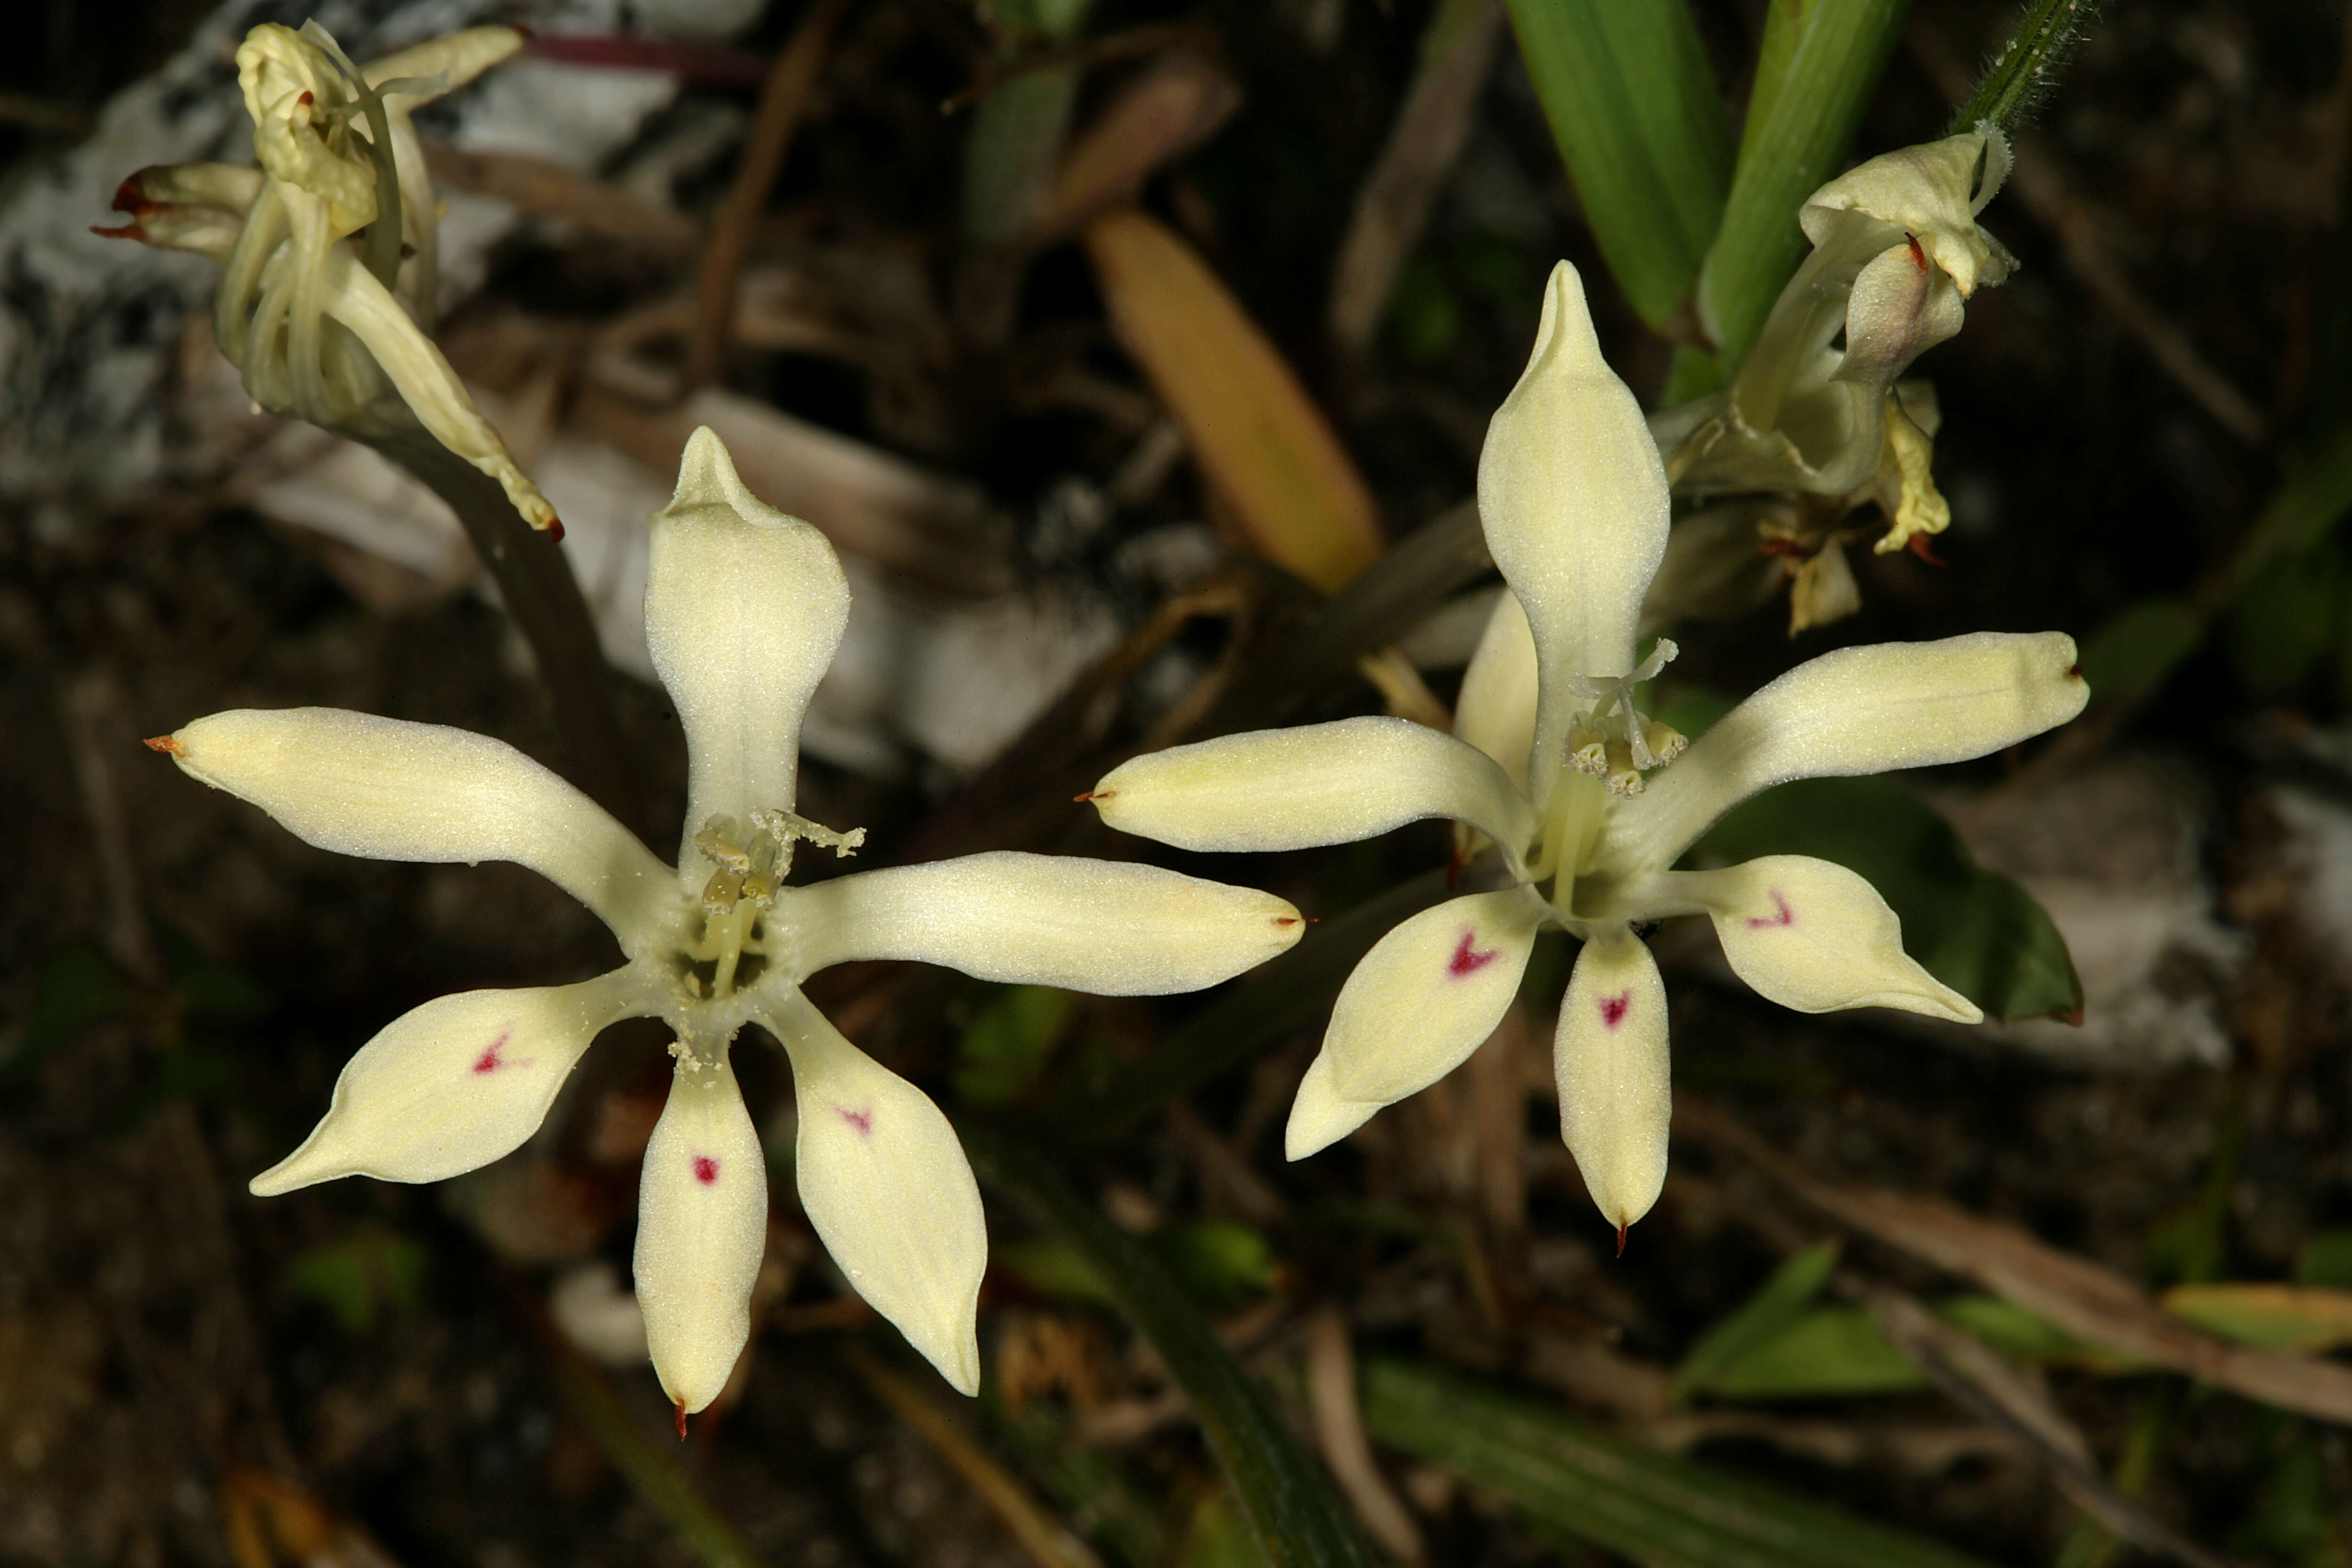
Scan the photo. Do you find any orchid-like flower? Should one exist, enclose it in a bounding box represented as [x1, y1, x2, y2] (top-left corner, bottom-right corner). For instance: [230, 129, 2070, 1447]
[148, 430, 1304, 1415]
[1649, 127, 2016, 631]
[98, 21, 555, 532]
[1082, 263, 2086, 1240]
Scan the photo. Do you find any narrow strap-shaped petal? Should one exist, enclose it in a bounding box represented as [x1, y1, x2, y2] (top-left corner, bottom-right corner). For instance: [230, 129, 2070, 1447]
[759, 995, 986, 1395]
[1603, 632, 2089, 876]
[635, 1054, 768, 1416]
[1476, 261, 1669, 805]
[1651, 857, 1978, 1022]
[1454, 589, 1539, 792]
[361, 25, 523, 96]
[1555, 925, 1670, 1234]
[789, 853, 1302, 994]
[161, 708, 673, 943]
[647, 428, 850, 887]
[1285, 887, 1549, 1159]
[1089, 716, 1534, 862]
[251, 971, 640, 1194]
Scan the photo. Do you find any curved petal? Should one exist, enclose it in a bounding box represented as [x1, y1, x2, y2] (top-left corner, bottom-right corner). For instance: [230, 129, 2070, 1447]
[252, 972, 637, 1194]
[1284, 887, 1549, 1159]
[1089, 716, 1533, 861]
[647, 428, 851, 886]
[1555, 925, 1670, 1233]
[1476, 261, 1669, 802]
[635, 1053, 768, 1417]
[791, 853, 1302, 994]
[1603, 632, 2089, 876]
[160, 708, 672, 942]
[761, 995, 986, 1395]
[1454, 589, 1539, 792]
[1655, 857, 1978, 1022]
[1284, 1047, 1385, 1160]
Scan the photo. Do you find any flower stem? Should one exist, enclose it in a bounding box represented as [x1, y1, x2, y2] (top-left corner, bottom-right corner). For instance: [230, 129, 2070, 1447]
[374, 425, 646, 835]
[1948, 0, 2103, 135]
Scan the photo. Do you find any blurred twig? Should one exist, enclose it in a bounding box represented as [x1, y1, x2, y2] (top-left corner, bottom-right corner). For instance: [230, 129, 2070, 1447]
[687, 0, 847, 392]
[1327, 0, 1505, 358]
[847, 1346, 1107, 1568]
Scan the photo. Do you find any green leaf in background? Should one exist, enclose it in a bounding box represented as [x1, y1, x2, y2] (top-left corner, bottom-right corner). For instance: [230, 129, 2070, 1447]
[9, 940, 131, 1078]
[1689, 774, 2083, 1022]
[995, 1220, 1277, 1313]
[2295, 1231, 2352, 1288]
[2161, 1283, 2352, 1354]
[1174, 1486, 1258, 1568]
[968, 1129, 1375, 1568]
[2229, 543, 2343, 698]
[1361, 1358, 2001, 1568]
[2076, 596, 2204, 707]
[957, 985, 1076, 1107]
[1671, 1238, 1841, 1403]
[991, 1400, 1168, 1568]
[1504, 0, 1731, 332]
[1696, 0, 1911, 372]
[288, 1224, 427, 1333]
[1696, 1307, 1929, 1399]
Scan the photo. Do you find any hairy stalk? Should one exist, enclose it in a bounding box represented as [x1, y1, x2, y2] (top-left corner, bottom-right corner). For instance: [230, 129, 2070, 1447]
[1949, 0, 2103, 135]
[374, 425, 645, 834]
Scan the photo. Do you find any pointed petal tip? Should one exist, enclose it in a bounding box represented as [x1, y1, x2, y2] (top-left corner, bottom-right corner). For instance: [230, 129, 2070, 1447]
[1284, 1056, 1381, 1160]
[674, 1399, 688, 1439]
[670, 425, 743, 511]
[1615, 1223, 1627, 1258]
[143, 733, 185, 756]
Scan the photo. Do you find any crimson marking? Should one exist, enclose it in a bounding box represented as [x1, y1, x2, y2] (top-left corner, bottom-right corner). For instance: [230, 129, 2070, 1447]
[1447, 930, 1501, 977]
[1906, 233, 1927, 272]
[692, 1156, 719, 1184]
[1600, 991, 1632, 1029]
[1745, 890, 1795, 931]
[838, 1106, 874, 1137]
[472, 1028, 514, 1074]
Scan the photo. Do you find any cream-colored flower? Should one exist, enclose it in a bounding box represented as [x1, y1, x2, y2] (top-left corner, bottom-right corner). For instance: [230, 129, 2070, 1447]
[1083, 262, 2085, 1239]
[151, 430, 1303, 1414]
[99, 22, 555, 532]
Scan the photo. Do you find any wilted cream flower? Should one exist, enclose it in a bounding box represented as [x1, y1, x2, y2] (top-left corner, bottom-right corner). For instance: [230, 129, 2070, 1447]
[1650, 126, 2016, 631]
[149, 430, 1303, 1416]
[99, 21, 556, 532]
[1081, 263, 2085, 1239]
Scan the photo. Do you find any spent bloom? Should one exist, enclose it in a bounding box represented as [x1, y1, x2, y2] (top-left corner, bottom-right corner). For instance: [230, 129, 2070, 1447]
[150, 430, 1303, 1415]
[98, 21, 556, 531]
[1084, 263, 2085, 1239]
[1649, 127, 2017, 632]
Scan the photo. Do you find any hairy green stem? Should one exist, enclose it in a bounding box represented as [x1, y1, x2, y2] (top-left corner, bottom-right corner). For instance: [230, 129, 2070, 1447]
[1949, 0, 2104, 135]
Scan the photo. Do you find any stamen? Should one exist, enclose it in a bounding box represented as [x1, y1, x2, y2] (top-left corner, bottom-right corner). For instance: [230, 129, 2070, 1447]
[749, 808, 866, 860]
[1560, 638, 1686, 797]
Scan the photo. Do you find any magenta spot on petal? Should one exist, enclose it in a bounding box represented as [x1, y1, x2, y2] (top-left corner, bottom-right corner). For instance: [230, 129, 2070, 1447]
[1447, 929, 1500, 978]
[1745, 890, 1796, 931]
[838, 1105, 874, 1137]
[1600, 991, 1632, 1029]
[472, 1028, 513, 1074]
[692, 1155, 719, 1184]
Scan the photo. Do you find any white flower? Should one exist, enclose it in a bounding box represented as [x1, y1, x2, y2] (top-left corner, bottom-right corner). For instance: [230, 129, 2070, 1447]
[99, 22, 556, 533]
[1083, 262, 2086, 1240]
[1658, 125, 2016, 560]
[150, 430, 1303, 1414]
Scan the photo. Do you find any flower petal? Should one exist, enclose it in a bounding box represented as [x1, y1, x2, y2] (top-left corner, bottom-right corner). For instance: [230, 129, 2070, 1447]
[635, 1054, 768, 1417]
[1454, 589, 1539, 792]
[1476, 261, 1669, 801]
[1603, 632, 2089, 875]
[792, 853, 1302, 994]
[1285, 887, 1549, 1159]
[646, 428, 851, 885]
[1089, 716, 1534, 861]
[1654, 856, 1979, 1022]
[252, 972, 638, 1194]
[761, 996, 986, 1395]
[161, 708, 671, 941]
[1555, 925, 1670, 1233]
[1803, 129, 2013, 299]
[1283, 1047, 1384, 1160]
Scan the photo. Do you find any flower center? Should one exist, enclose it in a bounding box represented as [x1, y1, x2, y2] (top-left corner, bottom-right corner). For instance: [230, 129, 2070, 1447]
[1561, 638, 1688, 798]
[681, 808, 868, 1002]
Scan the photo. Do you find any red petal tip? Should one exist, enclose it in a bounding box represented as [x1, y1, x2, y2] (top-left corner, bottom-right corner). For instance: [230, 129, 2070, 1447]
[674, 1399, 688, 1440]
[544, 514, 565, 544]
[1614, 1224, 1628, 1258]
[142, 735, 185, 756]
